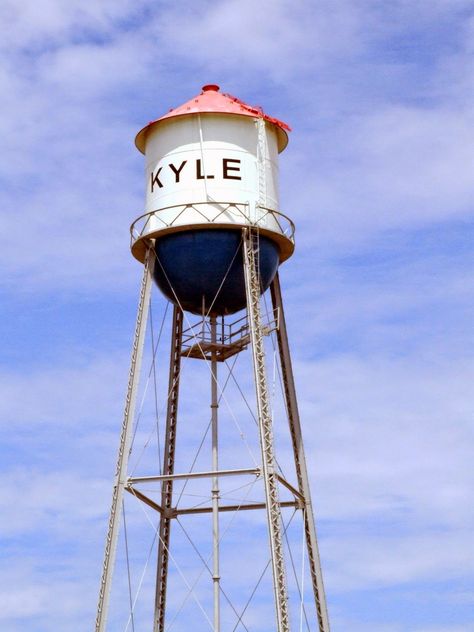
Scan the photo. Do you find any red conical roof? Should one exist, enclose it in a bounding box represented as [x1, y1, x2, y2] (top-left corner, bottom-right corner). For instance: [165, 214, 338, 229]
[135, 84, 290, 153]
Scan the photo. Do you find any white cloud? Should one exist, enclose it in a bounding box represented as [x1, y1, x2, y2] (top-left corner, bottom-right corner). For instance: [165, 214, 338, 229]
[0, 469, 109, 537]
[282, 101, 474, 255]
[156, 0, 364, 79]
[0, 0, 141, 50]
[0, 353, 127, 426]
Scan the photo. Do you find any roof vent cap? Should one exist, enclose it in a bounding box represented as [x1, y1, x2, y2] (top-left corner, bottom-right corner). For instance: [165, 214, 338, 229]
[202, 84, 219, 92]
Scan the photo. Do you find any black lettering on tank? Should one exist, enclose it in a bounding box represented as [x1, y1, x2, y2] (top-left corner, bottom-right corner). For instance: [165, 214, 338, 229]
[150, 167, 163, 191]
[196, 159, 215, 180]
[168, 160, 187, 183]
[223, 158, 241, 180]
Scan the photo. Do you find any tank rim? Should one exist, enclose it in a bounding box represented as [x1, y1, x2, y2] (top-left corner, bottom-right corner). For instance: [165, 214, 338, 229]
[130, 203, 295, 265]
[135, 109, 289, 154]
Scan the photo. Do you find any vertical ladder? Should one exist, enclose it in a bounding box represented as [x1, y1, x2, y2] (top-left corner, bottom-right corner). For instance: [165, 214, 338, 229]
[257, 117, 267, 215]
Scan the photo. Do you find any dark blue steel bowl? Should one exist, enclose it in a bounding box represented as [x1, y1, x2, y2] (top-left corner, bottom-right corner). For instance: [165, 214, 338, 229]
[153, 229, 280, 315]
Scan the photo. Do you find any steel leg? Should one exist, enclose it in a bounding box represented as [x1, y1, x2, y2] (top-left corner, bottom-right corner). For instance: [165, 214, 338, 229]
[270, 272, 330, 632]
[153, 306, 183, 632]
[96, 249, 155, 632]
[210, 316, 221, 631]
[243, 229, 290, 632]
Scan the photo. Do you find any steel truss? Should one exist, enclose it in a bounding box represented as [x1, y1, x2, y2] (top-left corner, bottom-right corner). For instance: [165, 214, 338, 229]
[153, 305, 183, 632]
[96, 249, 155, 632]
[96, 235, 330, 631]
[242, 228, 291, 632]
[271, 273, 330, 631]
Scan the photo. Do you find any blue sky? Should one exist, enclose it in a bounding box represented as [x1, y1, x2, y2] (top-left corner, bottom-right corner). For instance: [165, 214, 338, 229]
[1, 1, 473, 630]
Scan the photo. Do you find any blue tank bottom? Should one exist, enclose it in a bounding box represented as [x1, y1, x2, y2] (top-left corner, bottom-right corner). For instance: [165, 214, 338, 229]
[153, 229, 280, 316]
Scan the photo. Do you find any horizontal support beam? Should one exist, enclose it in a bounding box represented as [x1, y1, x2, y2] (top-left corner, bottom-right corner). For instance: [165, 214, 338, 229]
[128, 467, 260, 485]
[125, 485, 299, 518]
[276, 474, 305, 502]
[176, 500, 298, 516]
[125, 486, 164, 514]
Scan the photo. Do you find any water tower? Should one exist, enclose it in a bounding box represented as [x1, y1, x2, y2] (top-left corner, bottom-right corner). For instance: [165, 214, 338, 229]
[96, 85, 330, 632]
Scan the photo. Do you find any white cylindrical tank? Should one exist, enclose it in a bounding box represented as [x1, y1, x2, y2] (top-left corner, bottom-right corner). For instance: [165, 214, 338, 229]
[132, 85, 294, 262]
[143, 109, 279, 213]
[131, 85, 294, 315]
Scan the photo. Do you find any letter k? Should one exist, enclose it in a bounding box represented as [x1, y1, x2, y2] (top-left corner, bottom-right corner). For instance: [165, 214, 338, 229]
[151, 168, 163, 192]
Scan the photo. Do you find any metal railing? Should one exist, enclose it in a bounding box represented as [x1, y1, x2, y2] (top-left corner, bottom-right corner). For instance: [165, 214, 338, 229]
[180, 308, 280, 355]
[130, 202, 295, 249]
